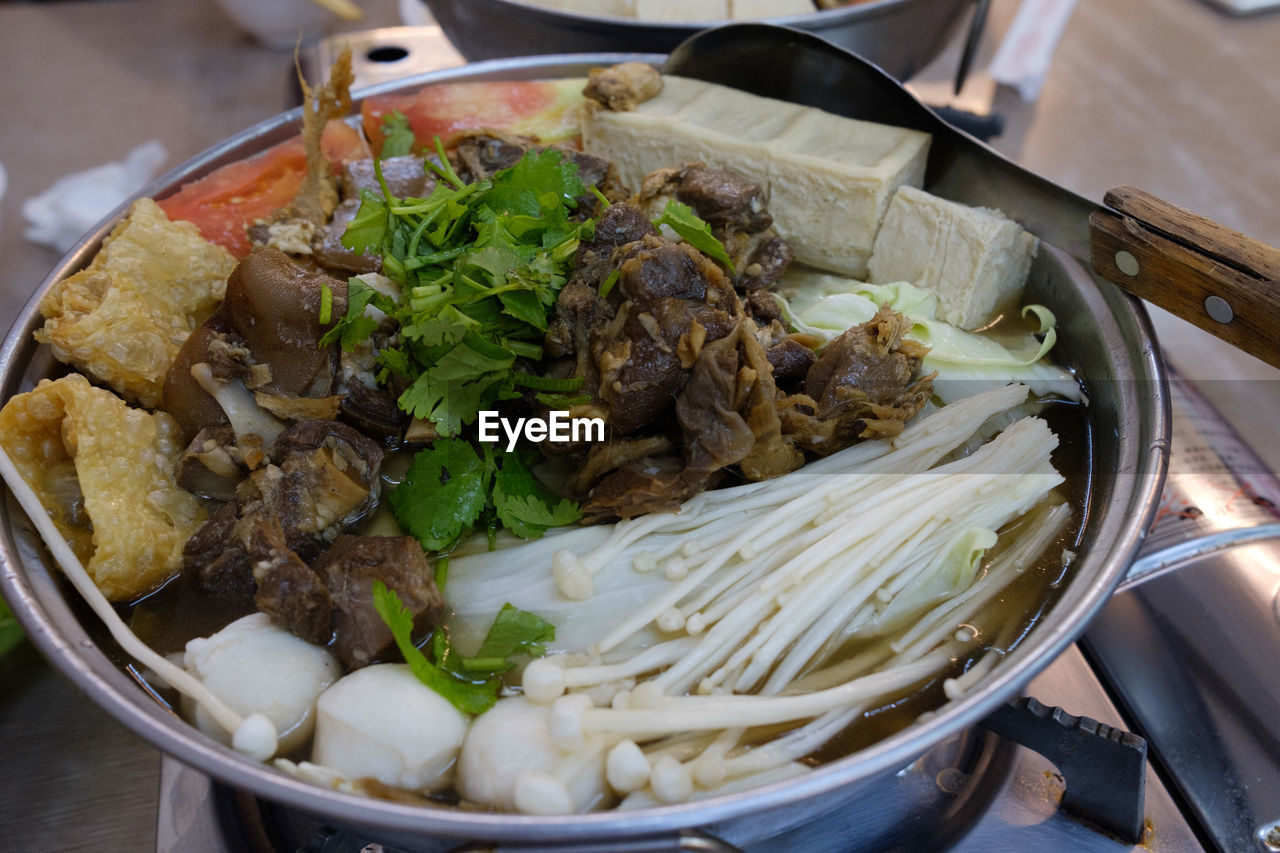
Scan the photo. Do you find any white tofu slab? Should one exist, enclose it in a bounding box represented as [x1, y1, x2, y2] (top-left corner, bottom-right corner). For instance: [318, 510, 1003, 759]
[868, 186, 1039, 330]
[583, 76, 931, 277]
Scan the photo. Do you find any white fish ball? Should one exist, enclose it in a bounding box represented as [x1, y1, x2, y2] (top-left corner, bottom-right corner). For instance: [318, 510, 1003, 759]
[183, 613, 339, 754]
[458, 697, 607, 812]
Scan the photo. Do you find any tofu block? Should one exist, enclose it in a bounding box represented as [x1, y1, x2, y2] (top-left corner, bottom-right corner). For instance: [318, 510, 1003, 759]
[730, 0, 815, 18]
[634, 0, 728, 19]
[583, 76, 931, 277]
[868, 186, 1039, 330]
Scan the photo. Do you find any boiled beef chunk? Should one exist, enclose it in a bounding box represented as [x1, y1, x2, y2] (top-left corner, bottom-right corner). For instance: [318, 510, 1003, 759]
[341, 155, 435, 200]
[765, 338, 817, 385]
[596, 295, 736, 434]
[583, 457, 715, 522]
[567, 202, 658, 295]
[245, 518, 333, 645]
[674, 167, 772, 233]
[183, 500, 255, 605]
[583, 62, 663, 112]
[635, 165, 793, 293]
[313, 199, 381, 274]
[313, 535, 445, 670]
[264, 420, 384, 551]
[783, 307, 935, 451]
[182, 419, 383, 602]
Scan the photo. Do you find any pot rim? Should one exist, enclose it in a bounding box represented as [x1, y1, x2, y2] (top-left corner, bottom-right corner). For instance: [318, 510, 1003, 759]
[0, 51, 1169, 843]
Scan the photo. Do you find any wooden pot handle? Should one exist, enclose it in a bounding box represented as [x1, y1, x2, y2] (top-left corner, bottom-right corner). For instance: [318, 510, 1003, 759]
[1089, 185, 1280, 368]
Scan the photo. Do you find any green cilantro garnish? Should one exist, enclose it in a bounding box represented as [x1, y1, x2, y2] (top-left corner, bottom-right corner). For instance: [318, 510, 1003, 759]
[652, 200, 735, 273]
[389, 436, 582, 551]
[334, 145, 594, 437]
[491, 451, 582, 539]
[388, 438, 490, 551]
[473, 603, 556, 668]
[372, 581, 554, 714]
[379, 110, 417, 158]
[372, 579, 497, 715]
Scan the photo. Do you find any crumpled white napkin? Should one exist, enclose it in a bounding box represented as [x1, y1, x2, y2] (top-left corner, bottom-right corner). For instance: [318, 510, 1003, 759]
[22, 140, 168, 254]
[988, 0, 1079, 102]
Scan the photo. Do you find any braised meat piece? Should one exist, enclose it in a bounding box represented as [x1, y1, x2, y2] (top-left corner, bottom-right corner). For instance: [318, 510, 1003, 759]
[245, 518, 333, 645]
[570, 435, 674, 494]
[583, 457, 714, 521]
[454, 132, 531, 180]
[674, 168, 772, 233]
[583, 62, 663, 112]
[183, 501, 255, 605]
[339, 380, 405, 441]
[571, 203, 659, 294]
[264, 420, 384, 551]
[313, 199, 381, 274]
[676, 321, 802, 482]
[804, 308, 931, 413]
[782, 307, 935, 451]
[596, 241, 739, 433]
[740, 236, 795, 323]
[182, 419, 383, 601]
[313, 535, 445, 670]
[676, 330, 755, 474]
[341, 155, 435, 201]
[164, 249, 347, 440]
[635, 164, 794, 302]
[765, 339, 817, 386]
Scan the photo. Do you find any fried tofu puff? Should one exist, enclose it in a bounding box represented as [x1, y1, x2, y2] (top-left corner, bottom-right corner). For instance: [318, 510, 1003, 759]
[0, 374, 205, 600]
[36, 198, 235, 408]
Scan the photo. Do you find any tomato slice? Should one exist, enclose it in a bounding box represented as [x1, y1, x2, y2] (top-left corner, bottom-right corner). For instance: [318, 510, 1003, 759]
[157, 121, 368, 258]
[362, 79, 584, 156]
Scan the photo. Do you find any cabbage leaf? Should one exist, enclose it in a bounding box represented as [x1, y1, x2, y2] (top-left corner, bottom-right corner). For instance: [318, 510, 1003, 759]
[777, 272, 1084, 402]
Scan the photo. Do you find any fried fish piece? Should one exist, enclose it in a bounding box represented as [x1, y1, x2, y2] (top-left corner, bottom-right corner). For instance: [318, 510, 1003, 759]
[0, 374, 205, 601]
[36, 198, 235, 408]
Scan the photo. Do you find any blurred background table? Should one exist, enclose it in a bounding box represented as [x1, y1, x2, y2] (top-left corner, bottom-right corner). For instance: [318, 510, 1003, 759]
[1, 0, 1277, 848]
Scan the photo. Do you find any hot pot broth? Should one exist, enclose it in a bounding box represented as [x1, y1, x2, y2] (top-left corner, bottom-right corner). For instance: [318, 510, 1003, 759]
[0, 61, 1095, 813]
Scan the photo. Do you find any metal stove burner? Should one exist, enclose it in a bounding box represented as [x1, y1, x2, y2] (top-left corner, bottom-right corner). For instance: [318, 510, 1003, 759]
[156, 644, 1202, 853]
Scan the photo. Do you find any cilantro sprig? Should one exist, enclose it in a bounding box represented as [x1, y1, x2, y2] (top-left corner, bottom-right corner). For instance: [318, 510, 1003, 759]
[389, 437, 582, 552]
[372, 581, 554, 714]
[652, 200, 735, 273]
[334, 143, 594, 437]
[378, 110, 417, 158]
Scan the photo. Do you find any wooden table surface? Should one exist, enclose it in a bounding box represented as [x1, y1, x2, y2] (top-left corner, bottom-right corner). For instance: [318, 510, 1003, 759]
[0, 0, 1277, 849]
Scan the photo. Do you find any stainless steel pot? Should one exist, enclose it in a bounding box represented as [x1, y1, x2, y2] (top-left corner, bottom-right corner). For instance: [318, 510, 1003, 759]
[0, 35, 1169, 849]
[421, 0, 975, 81]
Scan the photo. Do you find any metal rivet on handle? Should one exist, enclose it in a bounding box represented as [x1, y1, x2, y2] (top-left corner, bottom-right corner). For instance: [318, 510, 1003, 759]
[1205, 295, 1234, 324]
[1115, 250, 1140, 276]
